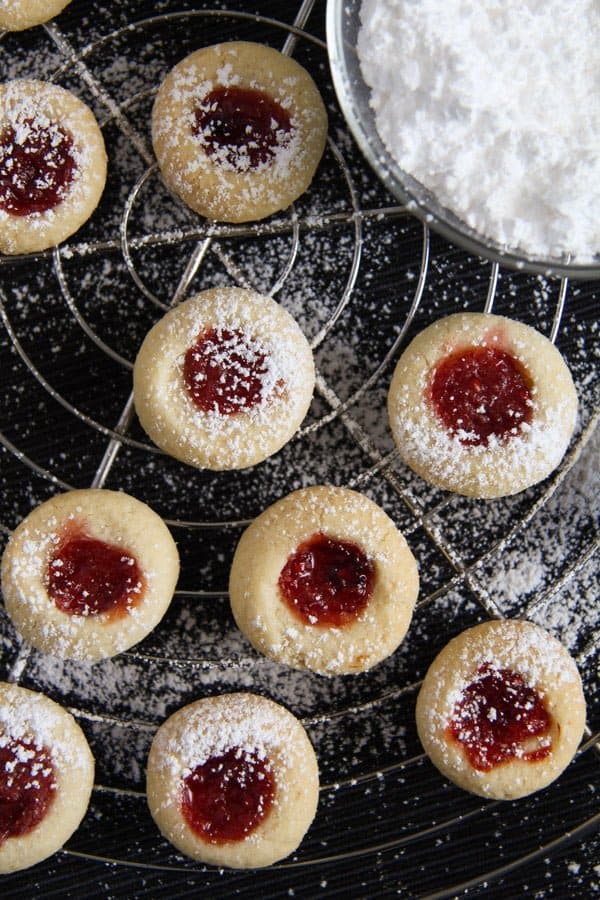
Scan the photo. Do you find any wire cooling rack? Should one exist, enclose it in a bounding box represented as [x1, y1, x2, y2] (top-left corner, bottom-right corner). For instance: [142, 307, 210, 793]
[0, 1, 599, 896]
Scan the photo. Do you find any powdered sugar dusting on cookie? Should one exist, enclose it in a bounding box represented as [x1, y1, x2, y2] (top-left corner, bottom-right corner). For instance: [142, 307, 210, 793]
[420, 620, 583, 737]
[0, 79, 106, 254]
[146, 691, 319, 865]
[445, 621, 581, 712]
[0, 116, 77, 215]
[152, 693, 299, 782]
[416, 619, 586, 799]
[1, 490, 179, 662]
[133, 287, 315, 471]
[0, 682, 88, 770]
[389, 313, 578, 498]
[151, 42, 327, 223]
[0, 0, 71, 31]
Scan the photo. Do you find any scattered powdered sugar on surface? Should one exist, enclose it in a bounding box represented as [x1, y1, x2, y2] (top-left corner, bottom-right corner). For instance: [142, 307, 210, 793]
[0, 37, 62, 82]
[0, 7, 597, 887]
[357, 0, 600, 261]
[466, 423, 599, 645]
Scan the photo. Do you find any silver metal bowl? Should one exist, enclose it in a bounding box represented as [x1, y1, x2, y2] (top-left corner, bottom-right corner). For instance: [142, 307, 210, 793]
[326, 0, 600, 281]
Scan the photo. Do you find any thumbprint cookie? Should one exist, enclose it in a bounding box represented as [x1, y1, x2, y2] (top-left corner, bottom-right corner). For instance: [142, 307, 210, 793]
[0, 79, 107, 254]
[133, 287, 315, 471]
[0, 0, 71, 31]
[146, 692, 319, 868]
[387, 312, 578, 498]
[415, 619, 586, 799]
[1, 489, 180, 661]
[152, 41, 328, 222]
[0, 682, 94, 873]
[229, 485, 419, 675]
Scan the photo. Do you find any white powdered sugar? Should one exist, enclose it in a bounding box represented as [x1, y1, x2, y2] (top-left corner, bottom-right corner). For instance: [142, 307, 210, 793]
[161, 69, 300, 182]
[133, 287, 315, 470]
[170, 323, 304, 442]
[153, 694, 295, 779]
[151, 42, 328, 225]
[0, 686, 61, 748]
[177, 313, 297, 418]
[0, 683, 83, 769]
[394, 376, 573, 495]
[387, 312, 579, 498]
[357, 0, 600, 261]
[0, 78, 107, 255]
[0, 81, 88, 209]
[183, 66, 300, 178]
[416, 619, 586, 800]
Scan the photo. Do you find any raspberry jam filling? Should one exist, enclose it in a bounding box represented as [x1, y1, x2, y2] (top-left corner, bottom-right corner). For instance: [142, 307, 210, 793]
[181, 746, 275, 844]
[193, 85, 292, 170]
[47, 527, 144, 618]
[0, 734, 56, 844]
[183, 326, 281, 415]
[278, 532, 375, 627]
[429, 345, 533, 446]
[446, 663, 552, 771]
[0, 118, 77, 216]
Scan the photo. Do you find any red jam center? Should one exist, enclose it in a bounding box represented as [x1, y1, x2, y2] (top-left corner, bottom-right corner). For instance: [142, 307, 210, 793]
[446, 663, 552, 771]
[0, 734, 56, 845]
[193, 85, 292, 170]
[0, 118, 77, 216]
[183, 326, 279, 416]
[278, 532, 375, 628]
[47, 530, 144, 618]
[181, 746, 275, 844]
[429, 345, 533, 446]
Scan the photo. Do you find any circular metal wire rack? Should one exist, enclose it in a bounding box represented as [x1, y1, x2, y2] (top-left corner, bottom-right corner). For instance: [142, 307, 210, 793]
[0, 1, 598, 896]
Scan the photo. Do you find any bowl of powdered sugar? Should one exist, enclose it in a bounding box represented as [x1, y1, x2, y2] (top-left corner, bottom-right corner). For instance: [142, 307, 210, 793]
[327, 0, 600, 279]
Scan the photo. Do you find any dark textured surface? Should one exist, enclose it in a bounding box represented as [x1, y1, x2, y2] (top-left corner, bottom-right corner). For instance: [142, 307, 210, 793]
[0, 2, 598, 897]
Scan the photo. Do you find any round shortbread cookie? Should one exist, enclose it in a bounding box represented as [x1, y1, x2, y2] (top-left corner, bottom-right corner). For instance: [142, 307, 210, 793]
[146, 692, 319, 868]
[152, 41, 328, 223]
[0, 0, 71, 30]
[0, 682, 94, 873]
[133, 287, 315, 471]
[0, 79, 107, 255]
[415, 620, 586, 800]
[387, 312, 578, 498]
[1, 489, 180, 661]
[229, 485, 419, 675]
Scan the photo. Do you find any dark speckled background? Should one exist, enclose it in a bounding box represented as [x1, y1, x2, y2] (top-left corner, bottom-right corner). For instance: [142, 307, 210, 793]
[0, 1, 598, 896]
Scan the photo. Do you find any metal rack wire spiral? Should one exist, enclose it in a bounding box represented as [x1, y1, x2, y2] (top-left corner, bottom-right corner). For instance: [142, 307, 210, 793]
[0, 2, 598, 896]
